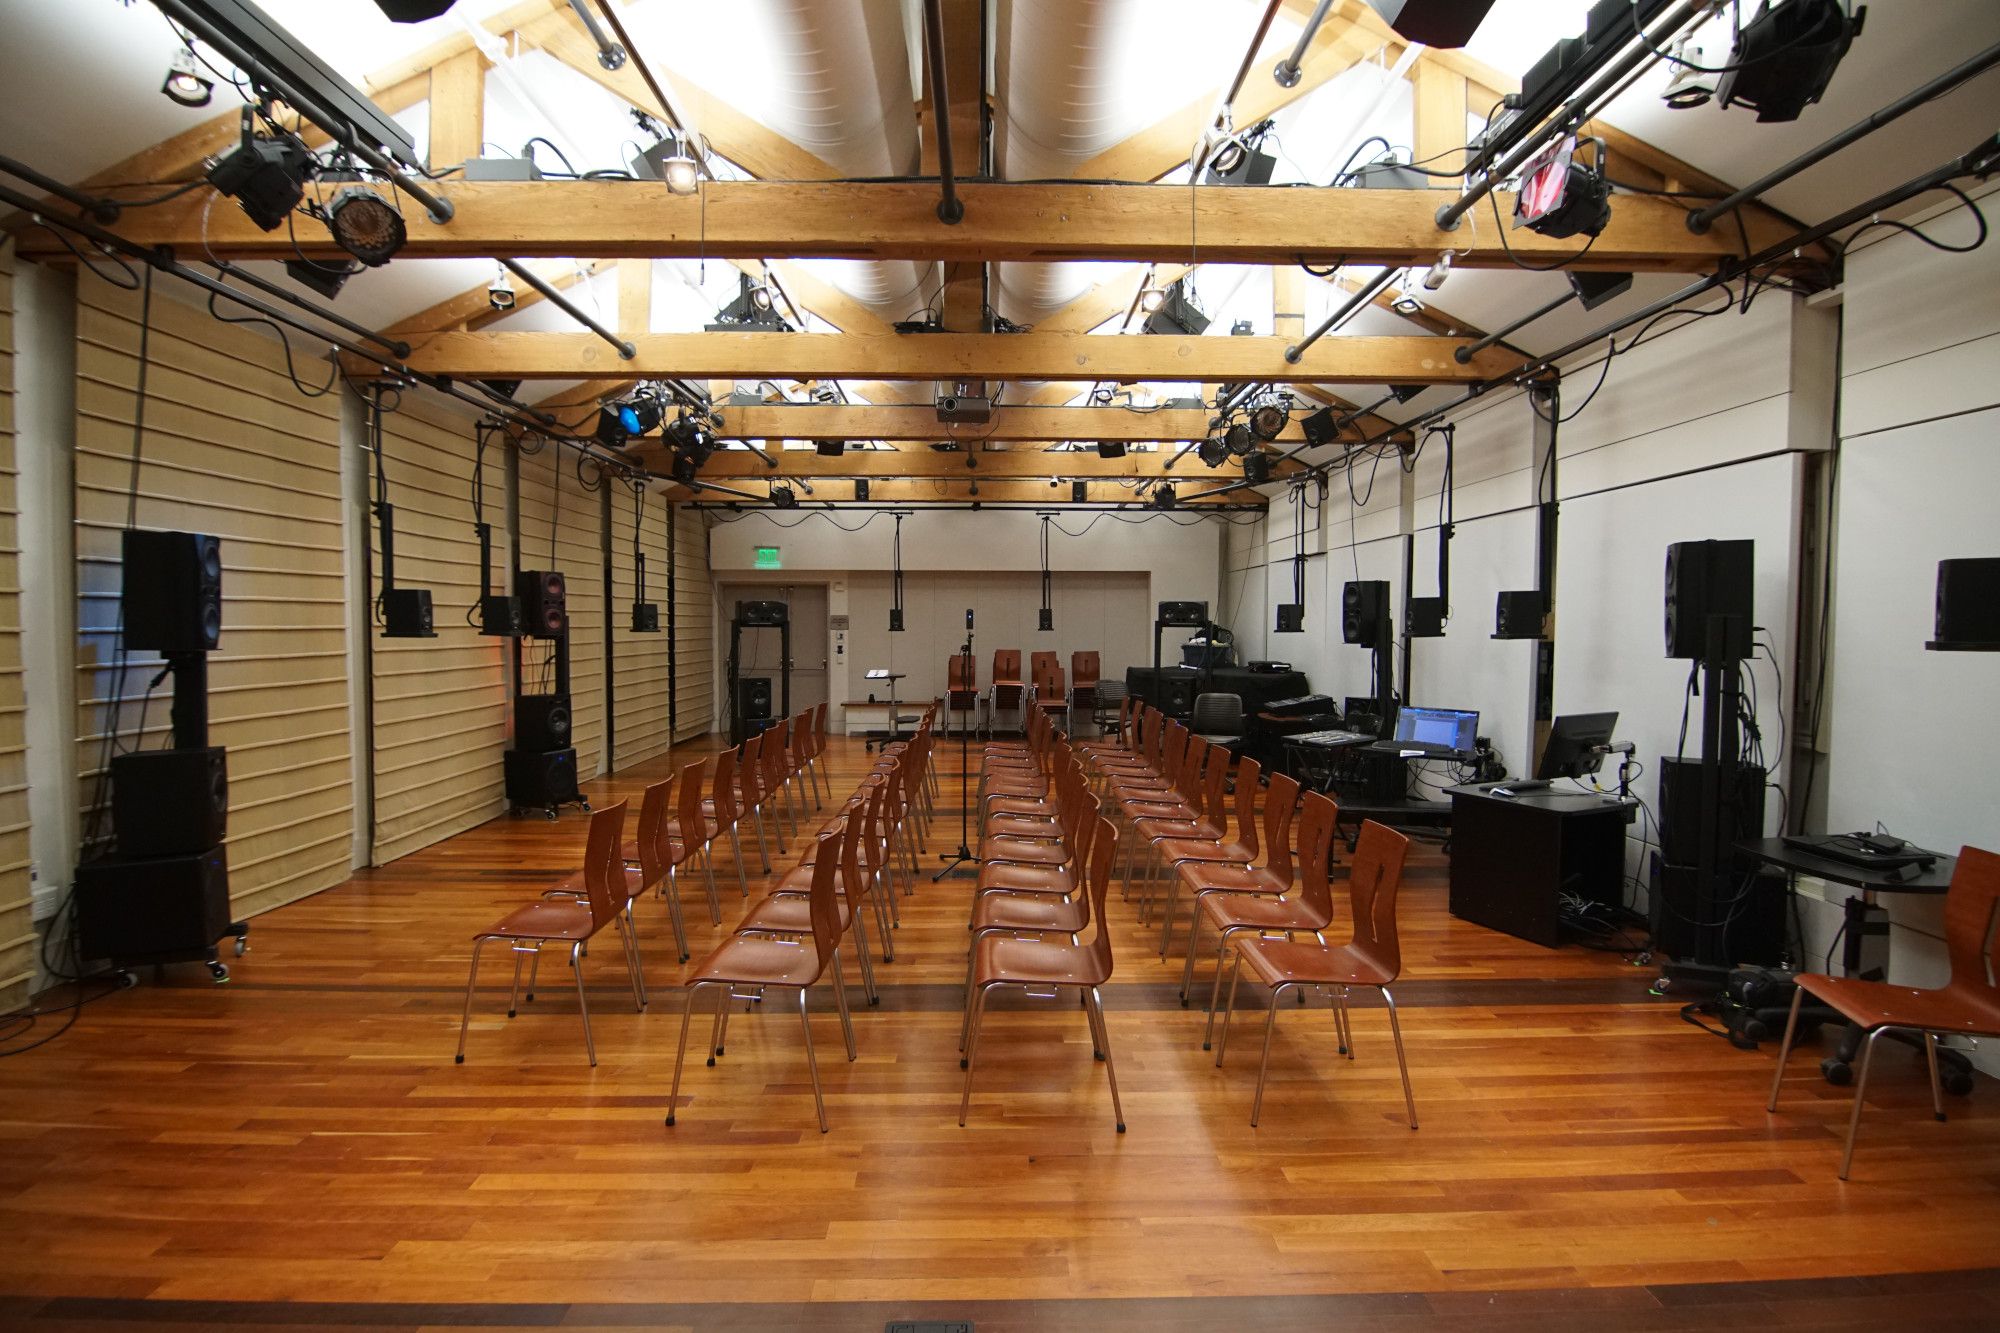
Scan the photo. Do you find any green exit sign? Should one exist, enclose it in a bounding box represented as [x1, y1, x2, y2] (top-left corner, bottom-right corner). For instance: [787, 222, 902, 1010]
[753, 545, 782, 570]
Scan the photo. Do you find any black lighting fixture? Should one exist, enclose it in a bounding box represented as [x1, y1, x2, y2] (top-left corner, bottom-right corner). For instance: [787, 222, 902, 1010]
[1715, 0, 1867, 123]
[670, 452, 699, 485]
[487, 263, 516, 309]
[1249, 400, 1290, 441]
[629, 481, 660, 632]
[324, 186, 406, 266]
[1096, 440, 1128, 459]
[593, 408, 630, 449]
[162, 46, 214, 107]
[617, 393, 665, 439]
[1150, 483, 1178, 510]
[1037, 514, 1055, 631]
[283, 256, 359, 299]
[707, 272, 792, 332]
[769, 482, 799, 509]
[1515, 136, 1611, 240]
[373, 0, 460, 18]
[1225, 423, 1257, 457]
[664, 412, 717, 465]
[1275, 485, 1308, 633]
[1142, 278, 1209, 336]
[815, 439, 846, 457]
[207, 108, 312, 231]
[888, 512, 907, 631]
[1197, 435, 1231, 468]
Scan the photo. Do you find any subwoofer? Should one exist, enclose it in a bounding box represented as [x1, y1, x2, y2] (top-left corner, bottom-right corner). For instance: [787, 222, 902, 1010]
[1341, 580, 1389, 647]
[1648, 854, 1785, 967]
[515, 694, 572, 751]
[1657, 757, 1767, 866]
[1665, 538, 1754, 661]
[110, 746, 227, 858]
[736, 676, 773, 721]
[75, 846, 231, 963]
[505, 747, 579, 807]
[121, 530, 222, 653]
[516, 569, 568, 637]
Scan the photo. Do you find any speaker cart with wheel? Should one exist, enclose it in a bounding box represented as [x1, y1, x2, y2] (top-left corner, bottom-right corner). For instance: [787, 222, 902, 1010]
[506, 570, 592, 820]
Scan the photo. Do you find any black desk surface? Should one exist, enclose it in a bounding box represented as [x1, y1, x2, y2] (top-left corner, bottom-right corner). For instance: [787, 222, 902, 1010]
[1448, 783, 1642, 819]
[1736, 837, 1956, 895]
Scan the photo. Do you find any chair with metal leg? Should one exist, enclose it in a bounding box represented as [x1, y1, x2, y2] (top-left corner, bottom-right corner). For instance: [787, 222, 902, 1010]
[456, 801, 637, 1068]
[1213, 818, 1415, 1129]
[700, 745, 754, 897]
[1193, 787, 1335, 1040]
[1766, 844, 2000, 1180]
[666, 825, 859, 1134]
[735, 730, 781, 872]
[662, 756, 724, 925]
[960, 810, 1126, 1133]
[762, 713, 807, 838]
[739, 811, 880, 1007]
[548, 776, 685, 972]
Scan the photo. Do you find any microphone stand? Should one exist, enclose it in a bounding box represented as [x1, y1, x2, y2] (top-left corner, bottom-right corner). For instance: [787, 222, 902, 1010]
[934, 618, 977, 880]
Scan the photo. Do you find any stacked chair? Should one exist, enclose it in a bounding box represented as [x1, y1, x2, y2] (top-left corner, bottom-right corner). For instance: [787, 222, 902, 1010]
[1178, 771, 1308, 1005]
[662, 755, 725, 925]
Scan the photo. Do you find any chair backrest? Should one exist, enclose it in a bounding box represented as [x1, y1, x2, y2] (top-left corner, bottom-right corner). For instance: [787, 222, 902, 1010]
[761, 722, 789, 784]
[1071, 651, 1100, 690]
[580, 800, 629, 931]
[1196, 740, 1229, 821]
[1944, 845, 2000, 994]
[1344, 819, 1412, 979]
[813, 700, 829, 743]
[993, 649, 1023, 684]
[737, 731, 765, 798]
[1191, 691, 1244, 733]
[1261, 770, 1304, 883]
[948, 652, 976, 701]
[1083, 812, 1120, 984]
[1291, 790, 1340, 924]
[709, 746, 740, 822]
[796, 710, 819, 761]
[672, 757, 707, 860]
[1229, 755, 1262, 857]
[805, 826, 844, 973]
[1030, 650, 1059, 683]
[634, 777, 672, 883]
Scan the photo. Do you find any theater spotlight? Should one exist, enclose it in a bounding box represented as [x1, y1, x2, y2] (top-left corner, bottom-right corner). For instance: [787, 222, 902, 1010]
[1249, 401, 1290, 441]
[487, 264, 516, 309]
[1150, 483, 1179, 510]
[1225, 423, 1257, 457]
[1715, 0, 1865, 123]
[1138, 283, 1168, 314]
[1515, 138, 1611, 241]
[1422, 252, 1452, 291]
[1197, 436, 1231, 468]
[161, 47, 213, 107]
[670, 453, 699, 484]
[593, 409, 630, 449]
[770, 483, 799, 509]
[657, 129, 700, 195]
[325, 187, 406, 266]
[618, 395, 665, 438]
[207, 113, 312, 231]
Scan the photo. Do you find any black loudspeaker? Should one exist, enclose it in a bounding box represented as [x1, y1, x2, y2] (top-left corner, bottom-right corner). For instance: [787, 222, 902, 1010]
[1157, 600, 1209, 627]
[1406, 596, 1446, 638]
[736, 599, 788, 627]
[630, 603, 660, 633]
[111, 747, 228, 858]
[1342, 581, 1389, 646]
[516, 694, 572, 751]
[381, 587, 435, 638]
[1274, 603, 1305, 634]
[75, 846, 231, 963]
[505, 747, 579, 807]
[479, 594, 523, 637]
[1494, 589, 1546, 639]
[517, 569, 568, 637]
[1124, 667, 1197, 716]
[1300, 406, 1342, 449]
[1367, 0, 1500, 47]
[121, 530, 221, 653]
[736, 676, 773, 721]
[373, 0, 460, 20]
[1665, 539, 1754, 661]
[1657, 757, 1768, 866]
[1648, 854, 1786, 966]
[1930, 558, 2000, 650]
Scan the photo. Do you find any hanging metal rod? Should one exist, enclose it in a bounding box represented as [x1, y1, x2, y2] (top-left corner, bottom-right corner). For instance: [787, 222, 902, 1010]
[1285, 267, 1398, 362]
[1272, 0, 1334, 87]
[500, 260, 634, 359]
[209, 260, 410, 358]
[567, 0, 627, 69]
[1453, 288, 1574, 364]
[922, 0, 966, 224]
[0, 153, 119, 223]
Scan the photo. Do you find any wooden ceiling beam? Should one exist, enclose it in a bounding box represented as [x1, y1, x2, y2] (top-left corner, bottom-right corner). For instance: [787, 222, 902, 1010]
[387, 329, 1520, 384]
[681, 477, 1262, 507]
[702, 403, 1357, 444]
[59, 180, 1778, 269]
[634, 446, 1303, 482]
[386, 259, 601, 337]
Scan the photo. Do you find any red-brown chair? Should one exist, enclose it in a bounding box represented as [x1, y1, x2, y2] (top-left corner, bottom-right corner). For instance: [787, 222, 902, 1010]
[1213, 819, 1415, 1129]
[1193, 786, 1336, 1042]
[701, 745, 754, 896]
[737, 810, 880, 1007]
[1767, 844, 2000, 1179]
[947, 651, 983, 737]
[662, 756, 724, 925]
[455, 801, 637, 1068]
[990, 649, 1026, 734]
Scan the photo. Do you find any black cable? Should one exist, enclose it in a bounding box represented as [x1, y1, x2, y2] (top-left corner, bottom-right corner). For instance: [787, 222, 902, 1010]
[1843, 183, 1989, 254]
[1488, 184, 1601, 273]
[203, 289, 338, 398]
[1628, 0, 1846, 77]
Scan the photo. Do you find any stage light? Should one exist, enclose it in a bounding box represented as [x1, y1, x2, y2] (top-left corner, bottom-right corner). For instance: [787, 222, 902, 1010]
[487, 264, 515, 309]
[1715, 0, 1865, 123]
[618, 396, 664, 437]
[162, 47, 213, 108]
[593, 409, 629, 449]
[770, 483, 799, 509]
[670, 453, 699, 484]
[1197, 436, 1231, 468]
[1515, 138, 1611, 240]
[284, 257, 358, 299]
[1225, 423, 1257, 457]
[1151, 483, 1178, 510]
[1423, 252, 1452, 291]
[1139, 284, 1168, 315]
[749, 283, 774, 312]
[1249, 402, 1289, 441]
[1390, 268, 1427, 315]
[325, 188, 405, 266]
[1661, 33, 1717, 109]
[656, 130, 700, 195]
[207, 119, 313, 231]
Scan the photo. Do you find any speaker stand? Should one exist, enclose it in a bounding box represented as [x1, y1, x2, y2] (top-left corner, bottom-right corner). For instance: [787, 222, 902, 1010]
[935, 627, 977, 881]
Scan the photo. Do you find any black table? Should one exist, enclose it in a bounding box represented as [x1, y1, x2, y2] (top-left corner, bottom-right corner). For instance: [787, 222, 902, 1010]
[1447, 784, 1640, 948]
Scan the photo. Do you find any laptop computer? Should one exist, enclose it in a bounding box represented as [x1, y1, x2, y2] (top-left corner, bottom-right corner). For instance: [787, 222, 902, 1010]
[1781, 831, 1938, 872]
[1371, 706, 1478, 759]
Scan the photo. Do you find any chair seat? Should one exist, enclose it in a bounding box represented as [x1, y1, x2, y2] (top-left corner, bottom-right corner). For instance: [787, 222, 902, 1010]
[1235, 937, 1392, 989]
[478, 898, 592, 942]
[978, 862, 1076, 895]
[972, 933, 1108, 989]
[1153, 837, 1254, 865]
[971, 894, 1087, 935]
[667, 815, 720, 840]
[1180, 862, 1289, 895]
[1134, 818, 1224, 842]
[1795, 973, 2000, 1036]
[983, 836, 1069, 865]
[985, 813, 1059, 838]
[983, 779, 1050, 799]
[1121, 799, 1196, 820]
[738, 894, 853, 935]
[1200, 892, 1329, 935]
[688, 934, 825, 988]
[984, 794, 1058, 817]
[551, 863, 645, 900]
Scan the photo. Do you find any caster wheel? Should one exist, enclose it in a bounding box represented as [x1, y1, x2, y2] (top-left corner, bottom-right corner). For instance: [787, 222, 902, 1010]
[1742, 1017, 1770, 1043]
[1944, 1067, 1975, 1097]
[581, 801, 593, 813]
[1821, 1056, 1853, 1086]
[117, 970, 138, 990]
[544, 810, 558, 822]
[209, 963, 230, 984]
[234, 936, 248, 957]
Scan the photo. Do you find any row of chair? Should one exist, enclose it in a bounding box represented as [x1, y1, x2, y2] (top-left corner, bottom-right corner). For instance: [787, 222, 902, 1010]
[950, 650, 1103, 734]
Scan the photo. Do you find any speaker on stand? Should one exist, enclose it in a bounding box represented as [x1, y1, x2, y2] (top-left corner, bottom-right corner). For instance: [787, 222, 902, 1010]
[507, 570, 589, 820]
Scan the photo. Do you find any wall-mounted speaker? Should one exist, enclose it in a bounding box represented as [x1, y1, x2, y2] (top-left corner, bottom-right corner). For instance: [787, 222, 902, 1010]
[515, 694, 572, 751]
[121, 530, 222, 653]
[478, 594, 523, 637]
[1156, 600, 1209, 627]
[736, 676, 773, 721]
[505, 747, 579, 807]
[517, 569, 568, 637]
[1494, 589, 1546, 639]
[1342, 580, 1389, 646]
[1274, 603, 1305, 634]
[736, 599, 789, 627]
[1406, 596, 1446, 638]
[1929, 557, 2000, 650]
[381, 587, 435, 638]
[630, 603, 660, 633]
[75, 846, 231, 964]
[111, 747, 227, 858]
[1365, 0, 1500, 48]
[1665, 539, 1754, 661]
[1300, 406, 1341, 449]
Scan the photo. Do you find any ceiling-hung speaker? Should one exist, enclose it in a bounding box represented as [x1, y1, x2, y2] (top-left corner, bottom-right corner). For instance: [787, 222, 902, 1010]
[1364, 0, 1499, 48]
[374, 1, 460, 19]
[1300, 406, 1342, 449]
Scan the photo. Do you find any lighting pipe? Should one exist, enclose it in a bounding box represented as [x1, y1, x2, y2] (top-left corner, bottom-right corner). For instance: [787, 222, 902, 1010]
[209, 259, 410, 357]
[150, 0, 454, 224]
[1433, 0, 1703, 231]
[1193, 0, 1284, 179]
[1272, 0, 1334, 87]
[0, 153, 119, 223]
[499, 260, 635, 359]
[1686, 38, 2000, 233]
[921, 0, 965, 224]
[1452, 288, 1574, 363]
[590, 0, 701, 150]
[567, 0, 627, 69]
[1284, 266, 1398, 362]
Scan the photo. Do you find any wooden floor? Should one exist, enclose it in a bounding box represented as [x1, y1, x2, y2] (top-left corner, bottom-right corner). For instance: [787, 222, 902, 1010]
[3, 736, 1999, 1331]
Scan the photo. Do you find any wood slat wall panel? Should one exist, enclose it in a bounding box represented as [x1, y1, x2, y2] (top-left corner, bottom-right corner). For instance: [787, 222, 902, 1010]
[516, 447, 604, 775]
[609, 482, 671, 768]
[367, 396, 507, 864]
[672, 506, 712, 739]
[0, 241, 28, 1008]
[72, 278, 349, 922]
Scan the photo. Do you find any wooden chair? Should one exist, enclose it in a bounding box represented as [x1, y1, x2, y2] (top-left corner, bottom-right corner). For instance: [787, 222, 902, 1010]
[455, 801, 637, 1068]
[667, 825, 858, 1134]
[550, 776, 685, 974]
[738, 810, 880, 1007]
[947, 652, 982, 737]
[1213, 819, 1415, 1129]
[1767, 844, 2000, 1179]
[735, 730, 781, 871]
[1178, 771, 1308, 1005]
[1194, 787, 1337, 1043]
[1070, 651, 1101, 731]
[781, 711, 821, 813]
[808, 701, 832, 804]
[1146, 755, 1269, 957]
[960, 811, 1126, 1133]
[990, 649, 1026, 734]
[662, 756, 724, 925]
[701, 746, 753, 898]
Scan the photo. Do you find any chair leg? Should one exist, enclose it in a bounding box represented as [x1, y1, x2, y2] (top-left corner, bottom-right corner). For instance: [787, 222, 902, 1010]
[959, 984, 993, 1125]
[751, 807, 774, 871]
[798, 985, 829, 1134]
[1382, 986, 1417, 1130]
[830, 948, 857, 1060]
[1086, 986, 1126, 1133]
[454, 937, 490, 1064]
[571, 941, 597, 1068]
[1179, 903, 1204, 1004]
[1157, 867, 1181, 959]
[1201, 928, 1235, 1051]
[506, 945, 525, 1019]
[717, 994, 735, 1058]
[1251, 982, 1285, 1128]
[1215, 949, 1244, 1067]
[619, 910, 647, 1010]
[707, 986, 728, 1065]
[849, 914, 880, 1005]
[1925, 1031, 1947, 1122]
[665, 982, 701, 1126]
[1766, 985, 1808, 1112]
[727, 824, 749, 896]
[1840, 1026, 1889, 1181]
[1331, 986, 1351, 1057]
[699, 844, 723, 923]
[526, 947, 541, 1002]
[661, 869, 689, 962]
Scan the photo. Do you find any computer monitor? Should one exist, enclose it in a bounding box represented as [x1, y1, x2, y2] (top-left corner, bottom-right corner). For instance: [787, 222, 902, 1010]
[1393, 706, 1478, 753]
[1537, 711, 1619, 780]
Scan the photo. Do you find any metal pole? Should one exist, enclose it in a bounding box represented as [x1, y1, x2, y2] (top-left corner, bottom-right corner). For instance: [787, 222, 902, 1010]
[1272, 0, 1334, 87]
[1433, 0, 1702, 231]
[568, 0, 627, 69]
[1285, 267, 1397, 363]
[922, 0, 965, 224]
[500, 260, 635, 359]
[1453, 288, 1574, 363]
[1687, 39, 2000, 233]
[151, 0, 455, 224]
[0, 154, 118, 223]
[210, 260, 410, 357]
